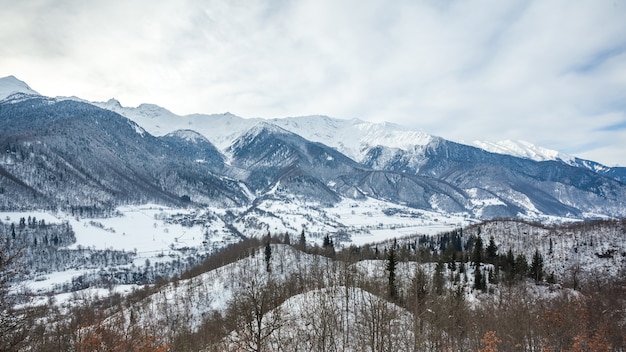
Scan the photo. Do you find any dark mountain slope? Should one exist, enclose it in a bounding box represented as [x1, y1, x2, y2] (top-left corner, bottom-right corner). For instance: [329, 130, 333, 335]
[0, 98, 249, 209]
[363, 139, 626, 217]
[227, 123, 469, 211]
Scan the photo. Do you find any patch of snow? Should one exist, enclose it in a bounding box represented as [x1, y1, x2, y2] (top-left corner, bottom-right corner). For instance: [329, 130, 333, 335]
[473, 140, 575, 163]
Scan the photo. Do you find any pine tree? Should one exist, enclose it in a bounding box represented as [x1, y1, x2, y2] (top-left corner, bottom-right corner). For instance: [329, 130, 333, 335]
[298, 229, 306, 250]
[472, 236, 484, 266]
[504, 248, 516, 284]
[433, 260, 445, 295]
[549, 237, 554, 255]
[322, 234, 333, 248]
[386, 240, 398, 300]
[264, 239, 272, 273]
[474, 265, 484, 291]
[486, 236, 498, 263]
[283, 232, 290, 245]
[515, 253, 528, 280]
[472, 236, 485, 290]
[529, 249, 543, 281]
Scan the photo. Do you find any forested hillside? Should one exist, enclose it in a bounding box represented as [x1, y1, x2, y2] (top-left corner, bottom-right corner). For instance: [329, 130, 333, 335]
[2, 219, 624, 351]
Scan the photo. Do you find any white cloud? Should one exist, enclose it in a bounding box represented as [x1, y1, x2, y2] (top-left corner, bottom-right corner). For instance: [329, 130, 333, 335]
[0, 0, 624, 165]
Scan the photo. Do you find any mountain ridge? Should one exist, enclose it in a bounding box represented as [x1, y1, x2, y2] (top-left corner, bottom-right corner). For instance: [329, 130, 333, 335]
[1, 76, 625, 220]
[87, 91, 625, 176]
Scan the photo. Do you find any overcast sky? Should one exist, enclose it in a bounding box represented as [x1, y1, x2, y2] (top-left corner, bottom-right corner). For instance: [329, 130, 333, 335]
[1, 0, 625, 165]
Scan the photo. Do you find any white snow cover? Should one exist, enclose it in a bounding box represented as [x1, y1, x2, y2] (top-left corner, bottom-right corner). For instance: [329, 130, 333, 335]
[108, 244, 333, 332]
[473, 139, 575, 163]
[0, 75, 40, 100]
[269, 116, 434, 161]
[165, 129, 209, 143]
[226, 285, 414, 351]
[90, 99, 435, 162]
[2, 205, 240, 295]
[230, 196, 469, 245]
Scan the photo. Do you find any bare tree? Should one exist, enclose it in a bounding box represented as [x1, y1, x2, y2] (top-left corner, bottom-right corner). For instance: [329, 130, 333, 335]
[0, 235, 36, 351]
[226, 265, 285, 352]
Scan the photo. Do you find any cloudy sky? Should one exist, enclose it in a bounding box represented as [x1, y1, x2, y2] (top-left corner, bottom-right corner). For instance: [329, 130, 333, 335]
[1, 0, 625, 165]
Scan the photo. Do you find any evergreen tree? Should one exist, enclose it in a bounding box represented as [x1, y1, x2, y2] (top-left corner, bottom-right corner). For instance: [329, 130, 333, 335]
[503, 248, 516, 284]
[529, 249, 543, 281]
[264, 239, 272, 273]
[486, 236, 498, 263]
[386, 240, 398, 300]
[322, 234, 333, 248]
[322, 234, 335, 257]
[474, 266, 484, 291]
[283, 232, 290, 245]
[298, 229, 306, 250]
[515, 253, 528, 280]
[549, 237, 553, 255]
[471, 236, 487, 290]
[472, 236, 484, 266]
[433, 260, 445, 295]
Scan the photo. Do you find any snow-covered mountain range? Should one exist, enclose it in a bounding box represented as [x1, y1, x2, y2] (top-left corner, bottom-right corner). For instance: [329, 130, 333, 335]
[90, 91, 626, 181]
[1, 75, 626, 220]
[2, 77, 626, 352]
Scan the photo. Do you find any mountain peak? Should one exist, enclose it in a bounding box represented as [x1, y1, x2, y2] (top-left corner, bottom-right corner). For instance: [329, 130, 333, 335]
[0, 75, 40, 100]
[165, 129, 210, 143]
[105, 98, 122, 107]
[238, 121, 291, 139]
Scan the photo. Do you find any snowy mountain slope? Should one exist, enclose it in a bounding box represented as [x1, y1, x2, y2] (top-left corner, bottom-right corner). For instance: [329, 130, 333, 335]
[267, 115, 434, 162]
[0, 74, 614, 179]
[472, 140, 626, 180]
[110, 244, 332, 332]
[89, 93, 626, 186]
[0, 75, 40, 101]
[226, 286, 415, 352]
[160, 129, 226, 173]
[473, 140, 575, 163]
[433, 141, 626, 217]
[466, 219, 626, 280]
[0, 97, 250, 209]
[90, 97, 626, 187]
[226, 123, 474, 213]
[91, 100, 434, 162]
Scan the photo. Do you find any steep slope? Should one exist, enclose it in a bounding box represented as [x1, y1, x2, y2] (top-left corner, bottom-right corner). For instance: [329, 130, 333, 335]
[227, 123, 469, 212]
[160, 129, 226, 174]
[226, 122, 362, 204]
[91, 101, 433, 162]
[0, 97, 250, 209]
[419, 140, 626, 217]
[473, 139, 626, 183]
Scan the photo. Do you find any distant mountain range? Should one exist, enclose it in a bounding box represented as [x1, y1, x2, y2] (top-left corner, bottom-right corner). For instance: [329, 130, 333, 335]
[1, 75, 625, 219]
